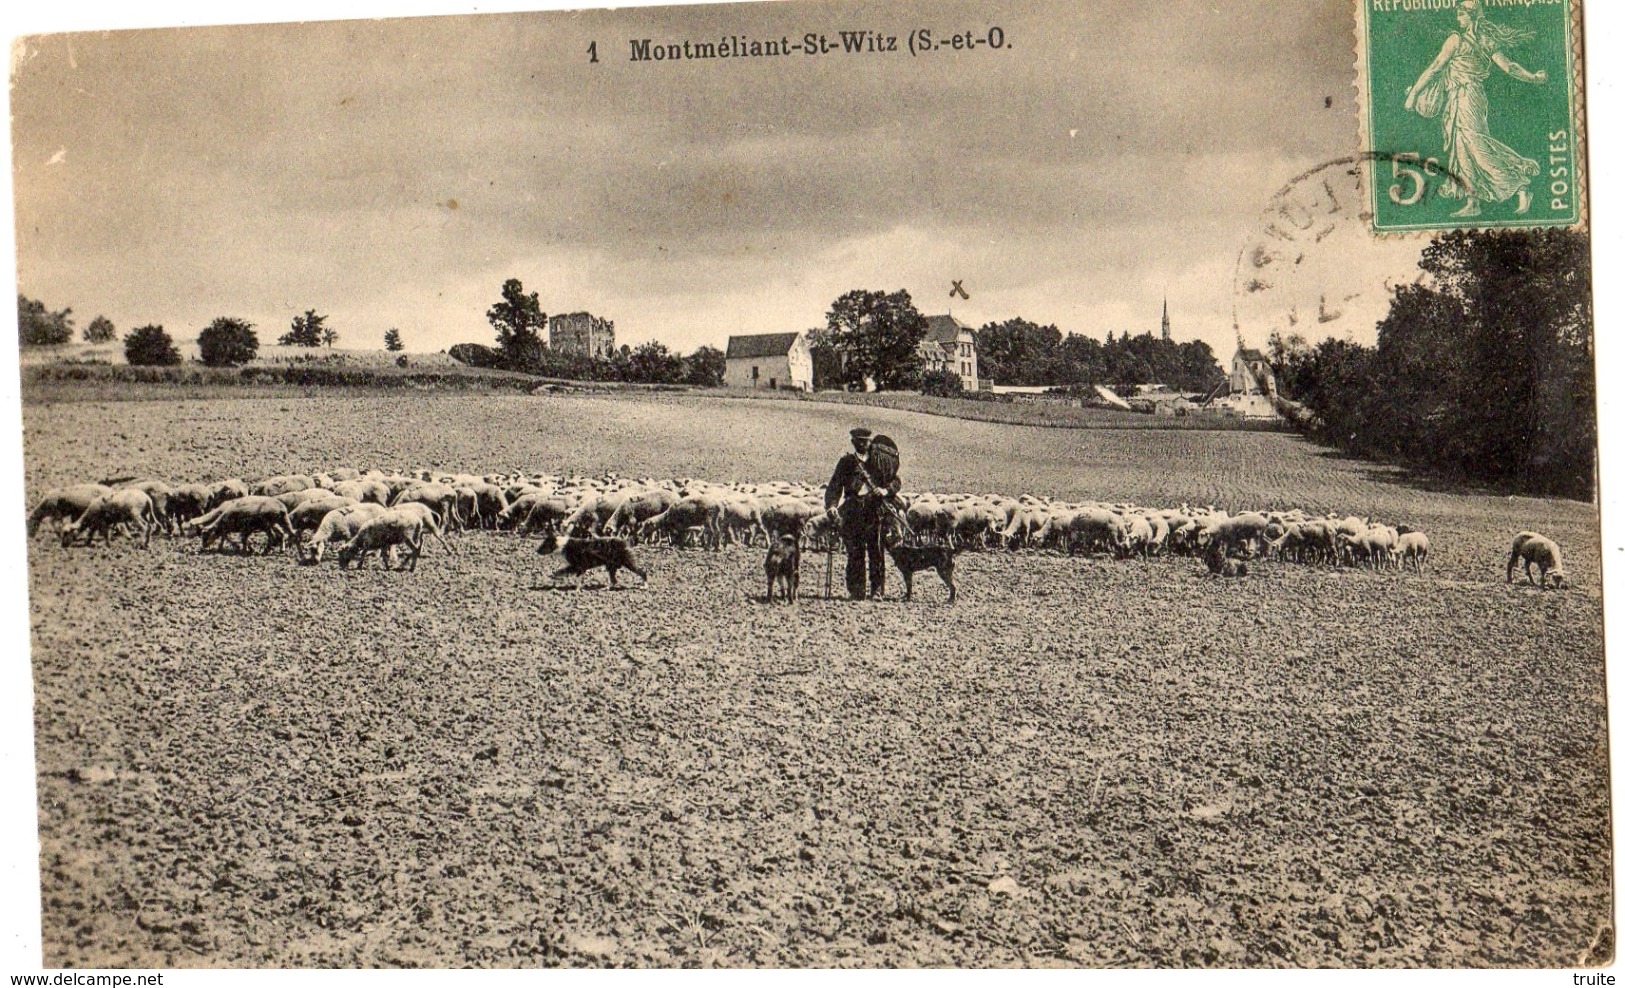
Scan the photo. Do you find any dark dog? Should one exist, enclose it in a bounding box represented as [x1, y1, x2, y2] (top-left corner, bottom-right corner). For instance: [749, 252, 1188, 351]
[1204, 544, 1249, 578]
[537, 534, 647, 589]
[764, 535, 800, 603]
[885, 543, 958, 602]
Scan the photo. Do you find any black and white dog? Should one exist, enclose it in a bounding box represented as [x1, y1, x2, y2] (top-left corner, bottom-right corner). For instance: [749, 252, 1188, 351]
[537, 533, 648, 589]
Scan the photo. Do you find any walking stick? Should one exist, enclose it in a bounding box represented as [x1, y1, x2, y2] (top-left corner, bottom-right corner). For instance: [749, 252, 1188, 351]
[825, 539, 835, 599]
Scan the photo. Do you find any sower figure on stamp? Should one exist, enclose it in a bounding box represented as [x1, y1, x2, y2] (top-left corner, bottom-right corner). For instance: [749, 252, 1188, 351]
[824, 427, 901, 600]
[1404, 0, 1547, 218]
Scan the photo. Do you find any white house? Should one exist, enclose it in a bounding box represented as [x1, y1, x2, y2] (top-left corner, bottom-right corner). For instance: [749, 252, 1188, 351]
[723, 331, 813, 391]
[917, 314, 980, 391]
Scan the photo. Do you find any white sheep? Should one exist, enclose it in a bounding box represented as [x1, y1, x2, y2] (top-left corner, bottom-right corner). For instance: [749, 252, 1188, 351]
[1507, 531, 1566, 588]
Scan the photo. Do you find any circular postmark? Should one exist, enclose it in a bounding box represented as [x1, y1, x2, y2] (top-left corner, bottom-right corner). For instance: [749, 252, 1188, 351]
[1229, 154, 1455, 349]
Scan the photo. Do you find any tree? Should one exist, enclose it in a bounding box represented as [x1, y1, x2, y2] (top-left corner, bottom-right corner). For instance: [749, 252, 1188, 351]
[123, 324, 181, 366]
[812, 289, 928, 391]
[321, 326, 340, 348]
[17, 295, 74, 347]
[487, 278, 547, 370]
[280, 309, 327, 347]
[977, 318, 1063, 386]
[383, 328, 405, 352]
[198, 317, 259, 367]
[83, 315, 116, 344]
[1267, 228, 1592, 498]
[627, 340, 683, 384]
[682, 345, 726, 387]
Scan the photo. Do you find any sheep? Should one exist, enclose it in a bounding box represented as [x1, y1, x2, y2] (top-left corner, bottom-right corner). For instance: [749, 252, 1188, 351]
[27, 484, 113, 538]
[385, 501, 456, 556]
[390, 482, 458, 530]
[207, 478, 250, 509]
[638, 496, 722, 549]
[1198, 513, 1271, 560]
[165, 483, 213, 532]
[251, 474, 314, 497]
[300, 503, 389, 563]
[1397, 531, 1429, 573]
[59, 490, 159, 548]
[330, 478, 392, 505]
[337, 510, 426, 571]
[1507, 531, 1566, 588]
[120, 480, 176, 533]
[603, 489, 679, 541]
[288, 495, 362, 536]
[185, 496, 295, 554]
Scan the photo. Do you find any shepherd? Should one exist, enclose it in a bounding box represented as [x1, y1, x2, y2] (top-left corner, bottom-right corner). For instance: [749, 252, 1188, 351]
[824, 427, 901, 600]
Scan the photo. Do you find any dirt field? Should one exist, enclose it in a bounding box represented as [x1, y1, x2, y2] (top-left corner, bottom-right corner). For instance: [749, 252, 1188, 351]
[21, 391, 1611, 967]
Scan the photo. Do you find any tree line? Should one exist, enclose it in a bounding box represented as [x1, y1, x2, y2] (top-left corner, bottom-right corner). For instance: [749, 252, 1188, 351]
[1269, 229, 1594, 500]
[16, 296, 415, 369]
[973, 319, 1225, 392]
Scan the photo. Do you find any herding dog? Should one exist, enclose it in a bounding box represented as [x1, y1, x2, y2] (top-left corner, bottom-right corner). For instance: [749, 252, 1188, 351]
[884, 542, 959, 602]
[764, 534, 800, 603]
[537, 534, 647, 589]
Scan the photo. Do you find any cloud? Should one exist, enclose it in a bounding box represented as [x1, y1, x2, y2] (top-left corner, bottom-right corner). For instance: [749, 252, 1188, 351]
[11, 0, 1425, 359]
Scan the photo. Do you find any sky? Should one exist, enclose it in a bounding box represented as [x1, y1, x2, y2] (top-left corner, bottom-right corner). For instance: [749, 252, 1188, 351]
[9, 0, 1433, 361]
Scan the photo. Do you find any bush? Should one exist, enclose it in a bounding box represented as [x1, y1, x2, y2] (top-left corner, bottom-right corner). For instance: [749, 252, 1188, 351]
[83, 315, 116, 344]
[918, 369, 963, 398]
[124, 324, 183, 366]
[198, 317, 259, 367]
[18, 295, 73, 347]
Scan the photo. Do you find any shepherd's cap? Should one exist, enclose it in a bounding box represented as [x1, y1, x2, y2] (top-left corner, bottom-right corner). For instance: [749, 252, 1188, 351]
[849, 427, 873, 441]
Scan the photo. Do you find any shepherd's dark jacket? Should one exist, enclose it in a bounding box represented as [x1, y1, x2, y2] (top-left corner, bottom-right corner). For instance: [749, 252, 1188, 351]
[825, 453, 901, 512]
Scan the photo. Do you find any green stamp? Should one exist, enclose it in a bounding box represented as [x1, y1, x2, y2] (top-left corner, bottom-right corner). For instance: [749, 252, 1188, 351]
[1357, 0, 1582, 232]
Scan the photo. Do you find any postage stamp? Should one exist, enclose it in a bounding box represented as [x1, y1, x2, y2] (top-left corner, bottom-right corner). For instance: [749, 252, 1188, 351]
[1356, 0, 1583, 232]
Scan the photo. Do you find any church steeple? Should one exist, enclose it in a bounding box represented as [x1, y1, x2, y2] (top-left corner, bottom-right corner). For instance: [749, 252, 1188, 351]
[1161, 297, 1171, 342]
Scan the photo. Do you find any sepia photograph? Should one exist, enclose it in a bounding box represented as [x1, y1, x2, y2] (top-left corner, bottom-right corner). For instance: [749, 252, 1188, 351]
[2, 0, 1616, 972]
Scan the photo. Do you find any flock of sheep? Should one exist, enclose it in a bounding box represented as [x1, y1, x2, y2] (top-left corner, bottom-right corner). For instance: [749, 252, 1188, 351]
[24, 467, 1569, 589]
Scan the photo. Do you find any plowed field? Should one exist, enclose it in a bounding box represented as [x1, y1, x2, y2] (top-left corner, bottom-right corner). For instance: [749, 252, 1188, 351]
[21, 392, 1610, 967]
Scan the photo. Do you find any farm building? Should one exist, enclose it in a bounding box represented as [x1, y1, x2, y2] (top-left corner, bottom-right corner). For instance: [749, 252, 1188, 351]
[1203, 346, 1282, 418]
[917, 314, 981, 391]
[723, 331, 813, 391]
[548, 312, 616, 359]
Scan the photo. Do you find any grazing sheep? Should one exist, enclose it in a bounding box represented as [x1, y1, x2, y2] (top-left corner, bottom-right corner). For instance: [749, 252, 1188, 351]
[330, 478, 392, 505]
[251, 474, 314, 497]
[301, 503, 389, 564]
[165, 483, 213, 532]
[764, 534, 800, 603]
[638, 497, 722, 550]
[390, 482, 458, 530]
[337, 510, 426, 571]
[186, 496, 295, 554]
[120, 480, 176, 533]
[1507, 531, 1566, 588]
[385, 501, 457, 556]
[59, 490, 159, 548]
[288, 495, 362, 535]
[27, 484, 113, 538]
[538, 534, 648, 589]
[1398, 531, 1430, 573]
[207, 478, 250, 510]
